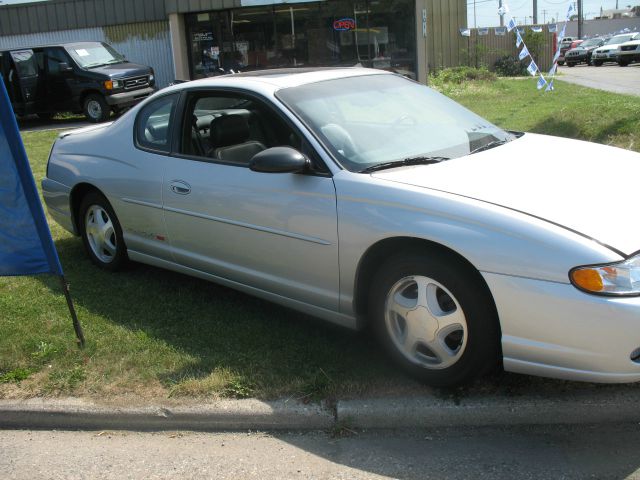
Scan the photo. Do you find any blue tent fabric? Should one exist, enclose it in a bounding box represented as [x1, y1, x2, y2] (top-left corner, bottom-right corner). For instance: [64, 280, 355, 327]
[0, 75, 63, 277]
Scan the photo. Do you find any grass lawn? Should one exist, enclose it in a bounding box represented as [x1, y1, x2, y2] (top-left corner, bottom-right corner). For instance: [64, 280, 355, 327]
[1, 78, 638, 402]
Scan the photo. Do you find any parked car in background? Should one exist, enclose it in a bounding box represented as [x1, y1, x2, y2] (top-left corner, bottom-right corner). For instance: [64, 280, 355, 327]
[565, 37, 606, 66]
[592, 33, 639, 65]
[42, 68, 640, 388]
[617, 37, 640, 66]
[0, 41, 156, 122]
[558, 39, 582, 66]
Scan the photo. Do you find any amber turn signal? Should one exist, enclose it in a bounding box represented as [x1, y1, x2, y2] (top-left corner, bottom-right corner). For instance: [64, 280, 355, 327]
[571, 268, 604, 293]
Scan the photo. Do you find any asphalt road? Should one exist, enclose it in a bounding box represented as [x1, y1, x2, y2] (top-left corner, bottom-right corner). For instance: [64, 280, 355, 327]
[2, 423, 640, 479]
[558, 63, 640, 96]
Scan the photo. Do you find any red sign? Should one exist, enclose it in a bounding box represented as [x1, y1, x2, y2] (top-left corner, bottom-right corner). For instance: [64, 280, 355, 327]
[333, 18, 356, 31]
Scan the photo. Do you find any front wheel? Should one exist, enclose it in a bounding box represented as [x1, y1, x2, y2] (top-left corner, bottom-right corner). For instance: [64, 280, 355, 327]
[567, 62, 575, 67]
[593, 60, 603, 66]
[618, 60, 629, 67]
[79, 191, 128, 271]
[83, 94, 110, 123]
[368, 251, 501, 388]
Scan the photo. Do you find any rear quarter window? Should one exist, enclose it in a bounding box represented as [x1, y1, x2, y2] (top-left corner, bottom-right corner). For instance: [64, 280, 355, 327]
[135, 94, 178, 154]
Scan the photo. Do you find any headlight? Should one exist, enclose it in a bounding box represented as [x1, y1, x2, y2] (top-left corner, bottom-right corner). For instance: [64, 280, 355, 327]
[104, 79, 121, 90]
[570, 255, 640, 296]
[149, 74, 155, 82]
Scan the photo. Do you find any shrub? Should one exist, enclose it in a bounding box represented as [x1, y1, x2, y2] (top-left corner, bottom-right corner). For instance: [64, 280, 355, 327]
[494, 55, 528, 76]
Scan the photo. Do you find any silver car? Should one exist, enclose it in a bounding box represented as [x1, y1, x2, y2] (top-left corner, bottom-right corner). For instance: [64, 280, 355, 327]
[42, 68, 640, 387]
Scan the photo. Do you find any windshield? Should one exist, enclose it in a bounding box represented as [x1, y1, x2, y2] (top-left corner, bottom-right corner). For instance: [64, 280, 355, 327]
[580, 38, 601, 47]
[605, 34, 636, 45]
[277, 74, 512, 172]
[65, 42, 125, 68]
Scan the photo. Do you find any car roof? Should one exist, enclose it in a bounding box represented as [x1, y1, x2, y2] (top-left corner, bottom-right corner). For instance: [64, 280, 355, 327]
[166, 67, 391, 94]
[1, 41, 104, 52]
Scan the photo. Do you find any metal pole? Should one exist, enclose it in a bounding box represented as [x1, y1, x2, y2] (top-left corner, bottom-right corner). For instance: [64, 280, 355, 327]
[578, 0, 582, 38]
[533, 0, 538, 24]
[499, 0, 504, 26]
[59, 276, 85, 348]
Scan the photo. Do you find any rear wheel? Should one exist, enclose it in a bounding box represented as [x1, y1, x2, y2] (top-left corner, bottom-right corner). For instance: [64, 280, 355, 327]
[567, 62, 575, 67]
[368, 251, 501, 388]
[618, 59, 629, 67]
[593, 60, 603, 66]
[83, 94, 110, 123]
[79, 191, 127, 271]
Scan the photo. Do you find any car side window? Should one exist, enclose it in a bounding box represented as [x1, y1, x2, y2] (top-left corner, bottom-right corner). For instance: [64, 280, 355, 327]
[179, 91, 327, 172]
[135, 94, 178, 154]
[45, 48, 69, 76]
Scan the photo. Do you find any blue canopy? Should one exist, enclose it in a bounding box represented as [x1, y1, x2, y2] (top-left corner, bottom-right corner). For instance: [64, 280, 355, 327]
[0, 76, 63, 277]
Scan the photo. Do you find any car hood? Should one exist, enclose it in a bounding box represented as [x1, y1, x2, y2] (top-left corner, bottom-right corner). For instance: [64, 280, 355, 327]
[594, 45, 619, 52]
[90, 62, 152, 78]
[371, 133, 640, 256]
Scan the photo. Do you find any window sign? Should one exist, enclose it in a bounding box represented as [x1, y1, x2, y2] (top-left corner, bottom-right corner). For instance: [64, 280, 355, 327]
[75, 49, 90, 57]
[333, 18, 356, 31]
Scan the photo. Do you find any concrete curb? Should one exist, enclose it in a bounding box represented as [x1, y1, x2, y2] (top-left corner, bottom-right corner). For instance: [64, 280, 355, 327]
[0, 398, 334, 431]
[2, 389, 640, 431]
[337, 389, 640, 428]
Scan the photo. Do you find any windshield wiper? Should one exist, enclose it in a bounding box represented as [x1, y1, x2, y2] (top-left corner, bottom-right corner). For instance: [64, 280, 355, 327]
[469, 139, 509, 155]
[359, 156, 449, 173]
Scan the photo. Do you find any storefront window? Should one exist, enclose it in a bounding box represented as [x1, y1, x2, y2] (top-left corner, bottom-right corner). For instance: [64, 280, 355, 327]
[185, 0, 415, 79]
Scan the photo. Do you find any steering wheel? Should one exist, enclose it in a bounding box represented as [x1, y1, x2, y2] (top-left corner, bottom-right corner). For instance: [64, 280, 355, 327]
[321, 123, 358, 158]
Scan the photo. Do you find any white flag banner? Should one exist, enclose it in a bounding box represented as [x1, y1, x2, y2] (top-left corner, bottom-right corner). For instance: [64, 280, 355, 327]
[507, 17, 516, 32]
[478, 27, 489, 36]
[494, 26, 507, 36]
[527, 60, 538, 76]
[548, 24, 557, 33]
[531, 26, 542, 33]
[516, 32, 523, 47]
[519, 46, 530, 60]
[537, 75, 547, 90]
[459, 28, 471, 37]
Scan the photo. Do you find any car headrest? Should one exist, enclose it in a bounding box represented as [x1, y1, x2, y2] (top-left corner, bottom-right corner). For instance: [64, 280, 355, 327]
[210, 115, 250, 147]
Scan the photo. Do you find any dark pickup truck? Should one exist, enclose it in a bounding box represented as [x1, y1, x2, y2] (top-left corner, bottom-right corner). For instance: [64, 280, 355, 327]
[0, 41, 156, 122]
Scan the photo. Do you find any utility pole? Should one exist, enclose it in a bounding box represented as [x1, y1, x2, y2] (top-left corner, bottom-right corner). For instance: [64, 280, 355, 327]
[542, 9, 547, 23]
[499, 0, 504, 26]
[533, 0, 538, 24]
[578, 0, 583, 38]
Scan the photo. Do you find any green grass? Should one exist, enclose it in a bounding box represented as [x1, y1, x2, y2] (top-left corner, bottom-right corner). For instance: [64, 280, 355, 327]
[435, 77, 640, 152]
[1, 79, 638, 402]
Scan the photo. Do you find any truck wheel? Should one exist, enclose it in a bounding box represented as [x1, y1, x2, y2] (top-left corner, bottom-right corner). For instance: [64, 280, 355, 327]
[618, 60, 629, 67]
[83, 94, 110, 123]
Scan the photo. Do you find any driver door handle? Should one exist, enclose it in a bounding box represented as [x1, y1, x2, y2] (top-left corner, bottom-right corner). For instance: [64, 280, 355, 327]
[169, 180, 191, 195]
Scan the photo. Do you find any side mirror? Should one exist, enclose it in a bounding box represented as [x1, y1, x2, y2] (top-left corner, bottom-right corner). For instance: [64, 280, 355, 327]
[249, 146, 309, 174]
[59, 62, 72, 72]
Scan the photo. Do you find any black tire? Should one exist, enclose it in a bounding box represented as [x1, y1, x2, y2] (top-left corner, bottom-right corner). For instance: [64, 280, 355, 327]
[618, 60, 629, 67]
[83, 94, 110, 123]
[593, 60, 602, 67]
[558, 60, 564, 66]
[368, 250, 501, 388]
[567, 62, 575, 67]
[79, 191, 127, 271]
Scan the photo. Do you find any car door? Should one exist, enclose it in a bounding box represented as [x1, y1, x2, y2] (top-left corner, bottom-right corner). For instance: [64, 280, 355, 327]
[161, 89, 340, 311]
[43, 47, 75, 112]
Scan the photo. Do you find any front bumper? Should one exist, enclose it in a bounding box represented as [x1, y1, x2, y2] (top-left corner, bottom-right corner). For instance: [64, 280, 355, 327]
[483, 272, 640, 383]
[565, 53, 587, 62]
[105, 87, 156, 108]
[618, 50, 640, 61]
[593, 50, 618, 61]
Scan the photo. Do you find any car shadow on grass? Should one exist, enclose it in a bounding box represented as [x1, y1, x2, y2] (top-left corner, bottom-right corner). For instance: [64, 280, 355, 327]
[35, 236, 637, 402]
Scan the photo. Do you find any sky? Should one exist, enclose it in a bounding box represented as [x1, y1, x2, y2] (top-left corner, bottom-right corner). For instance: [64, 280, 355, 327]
[0, 0, 636, 28]
[468, 0, 636, 27]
